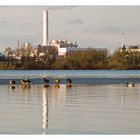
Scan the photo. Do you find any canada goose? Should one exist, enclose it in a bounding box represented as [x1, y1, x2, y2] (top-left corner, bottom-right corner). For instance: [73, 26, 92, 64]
[43, 77, 50, 87]
[66, 78, 72, 87]
[21, 79, 31, 88]
[126, 83, 134, 87]
[9, 80, 16, 85]
[55, 79, 60, 88]
[9, 80, 16, 89]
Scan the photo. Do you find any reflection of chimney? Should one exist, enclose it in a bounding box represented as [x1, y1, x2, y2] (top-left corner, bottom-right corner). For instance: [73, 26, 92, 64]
[43, 9, 48, 46]
[42, 88, 48, 129]
[121, 92, 124, 113]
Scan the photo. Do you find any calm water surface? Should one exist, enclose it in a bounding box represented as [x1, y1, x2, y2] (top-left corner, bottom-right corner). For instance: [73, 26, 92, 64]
[0, 84, 140, 134]
[0, 70, 140, 85]
[0, 70, 140, 79]
[0, 70, 140, 134]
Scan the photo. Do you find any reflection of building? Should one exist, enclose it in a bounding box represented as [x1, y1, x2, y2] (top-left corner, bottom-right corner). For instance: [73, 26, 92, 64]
[42, 88, 48, 129]
[50, 85, 67, 106]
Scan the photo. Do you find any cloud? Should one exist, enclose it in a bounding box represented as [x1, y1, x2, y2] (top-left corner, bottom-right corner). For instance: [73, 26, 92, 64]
[47, 6, 76, 11]
[67, 18, 84, 24]
[96, 26, 135, 34]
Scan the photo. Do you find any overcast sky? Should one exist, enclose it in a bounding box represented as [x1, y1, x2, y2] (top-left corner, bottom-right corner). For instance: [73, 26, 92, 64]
[0, 6, 140, 52]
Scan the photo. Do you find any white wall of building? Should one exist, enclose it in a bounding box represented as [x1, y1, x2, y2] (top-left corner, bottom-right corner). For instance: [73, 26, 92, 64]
[58, 48, 67, 56]
[49, 40, 78, 56]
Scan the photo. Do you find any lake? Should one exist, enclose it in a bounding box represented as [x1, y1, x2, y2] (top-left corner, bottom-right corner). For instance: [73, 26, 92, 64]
[0, 70, 140, 134]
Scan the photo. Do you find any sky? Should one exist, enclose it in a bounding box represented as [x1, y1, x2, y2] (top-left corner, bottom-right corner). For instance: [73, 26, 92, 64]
[0, 6, 140, 52]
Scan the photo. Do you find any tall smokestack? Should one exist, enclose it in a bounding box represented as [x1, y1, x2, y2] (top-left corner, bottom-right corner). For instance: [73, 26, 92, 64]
[43, 9, 48, 46]
[122, 33, 124, 48]
[18, 40, 20, 53]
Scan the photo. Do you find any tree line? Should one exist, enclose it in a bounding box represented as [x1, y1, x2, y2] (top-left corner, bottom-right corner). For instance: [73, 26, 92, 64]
[1, 47, 140, 70]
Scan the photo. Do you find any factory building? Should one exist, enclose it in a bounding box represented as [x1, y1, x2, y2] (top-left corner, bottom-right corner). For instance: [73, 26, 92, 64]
[120, 45, 140, 53]
[49, 40, 78, 56]
[42, 9, 107, 57]
[42, 9, 79, 56]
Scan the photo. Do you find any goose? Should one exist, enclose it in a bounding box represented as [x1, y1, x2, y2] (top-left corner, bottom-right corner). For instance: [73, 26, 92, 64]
[21, 79, 31, 87]
[66, 78, 72, 87]
[43, 77, 50, 87]
[126, 83, 134, 87]
[55, 79, 60, 88]
[9, 80, 16, 89]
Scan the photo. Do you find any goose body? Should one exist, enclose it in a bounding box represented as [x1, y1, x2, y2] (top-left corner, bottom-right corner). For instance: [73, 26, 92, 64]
[55, 79, 61, 88]
[21, 79, 31, 87]
[66, 78, 72, 87]
[9, 80, 16, 89]
[126, 83, 134, 87]
[9, 80, 16, 85]
[43, 77, 50, 87]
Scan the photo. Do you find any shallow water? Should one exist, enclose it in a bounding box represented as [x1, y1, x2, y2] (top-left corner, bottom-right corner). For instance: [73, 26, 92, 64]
[1, 84, 140, 134]
[0, 70, 140, 79]
[0, 70, 140, 86]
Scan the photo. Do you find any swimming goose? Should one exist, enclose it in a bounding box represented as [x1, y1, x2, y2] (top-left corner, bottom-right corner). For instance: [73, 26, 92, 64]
[9, 80, 16, 89]
[126, 83, 134, 87]
[55, 79, 60, 87]
[21, 79, 31, 87]
[43, 77, 50, 87]
[66, 78, 72, 87]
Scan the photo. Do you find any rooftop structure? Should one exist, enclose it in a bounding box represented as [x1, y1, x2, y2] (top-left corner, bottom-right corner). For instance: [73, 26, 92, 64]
[49, 40, 78, 56]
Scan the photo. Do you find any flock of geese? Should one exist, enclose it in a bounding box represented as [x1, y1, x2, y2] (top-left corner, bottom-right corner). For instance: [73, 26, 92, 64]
[9, 78, 135, 89]
[9, 77, 72, 89]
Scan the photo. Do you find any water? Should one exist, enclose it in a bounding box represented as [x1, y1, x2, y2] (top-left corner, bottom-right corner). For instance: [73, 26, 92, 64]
[0, 70, 140, 134]
[0, 70, 140, 85]
[0, 70, 140, 79]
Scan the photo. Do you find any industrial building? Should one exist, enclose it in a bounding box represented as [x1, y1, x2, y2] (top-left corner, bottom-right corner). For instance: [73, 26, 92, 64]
[42, 9, 79, 57]
[4, 8, 108, 62]
[48, 40, 78, 56]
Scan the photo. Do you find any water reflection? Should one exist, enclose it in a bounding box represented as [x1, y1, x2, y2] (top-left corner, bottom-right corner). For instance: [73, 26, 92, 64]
[42, 85, 68, 133]
[3, 84, 140, 134]
[42, 87, 48, 129]
[50, 85, 67, 106]
[8, 85, 16, 94]
[121, 92, 124, 113]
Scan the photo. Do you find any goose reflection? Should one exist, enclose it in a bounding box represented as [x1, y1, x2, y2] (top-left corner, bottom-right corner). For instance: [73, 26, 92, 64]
[42, 87, 48, 129]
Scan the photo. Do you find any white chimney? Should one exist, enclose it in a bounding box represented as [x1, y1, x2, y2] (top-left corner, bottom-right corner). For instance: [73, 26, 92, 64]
[43, 9, 48, 46]
[122, 33, 124, 48]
